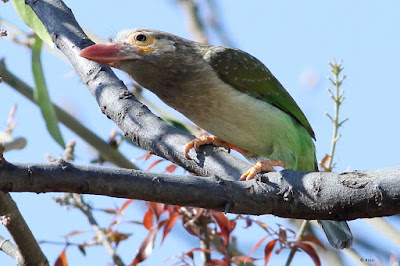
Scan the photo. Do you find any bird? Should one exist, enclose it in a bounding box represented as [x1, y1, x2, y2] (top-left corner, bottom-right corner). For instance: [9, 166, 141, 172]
[80, 28, 353, 249]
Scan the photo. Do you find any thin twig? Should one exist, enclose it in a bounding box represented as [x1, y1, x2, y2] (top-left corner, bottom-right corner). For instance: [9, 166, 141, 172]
[176, 0, 208, 43]
[285, 220, 309, 266]
[72, 194, 125, 266]
[324, 59, 348, 171]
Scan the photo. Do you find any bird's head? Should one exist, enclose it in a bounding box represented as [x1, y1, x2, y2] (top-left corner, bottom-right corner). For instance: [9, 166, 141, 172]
[80, 29, 207, 89]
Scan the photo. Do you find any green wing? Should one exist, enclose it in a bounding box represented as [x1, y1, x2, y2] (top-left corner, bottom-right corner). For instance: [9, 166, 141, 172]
[205, 46, 315, 140]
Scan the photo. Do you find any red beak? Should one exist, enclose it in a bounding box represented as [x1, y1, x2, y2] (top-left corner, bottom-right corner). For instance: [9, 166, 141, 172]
[80, 44, 141, 65]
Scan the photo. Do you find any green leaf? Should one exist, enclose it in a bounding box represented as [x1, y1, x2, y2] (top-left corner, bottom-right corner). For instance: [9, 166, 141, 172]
[163, 118, 191, 134]
[11, 0, 53, 46]
[31, 36, 65, 148]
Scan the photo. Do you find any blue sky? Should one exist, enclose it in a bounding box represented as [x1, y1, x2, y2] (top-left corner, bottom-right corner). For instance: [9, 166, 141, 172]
[1, 1, 400, 265]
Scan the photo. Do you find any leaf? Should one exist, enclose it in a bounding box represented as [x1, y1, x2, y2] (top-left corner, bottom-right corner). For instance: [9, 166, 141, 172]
[107, 231, 131, 246]
[109, 199, 134, 227]
[131, 221, 165, 265]
[245, 216, 253, 228]
[11, 0, 53, 46]
[208, 259, 230, 266]
[31, 36, 65, 148]
[54, 249, 68, 266]
[296, 243, 321, 266]
[247, 234, 270, 257]
[101, 208, 118, 214]
[264, 239, 277, 265]
[211, 212, 233, 246]
[116, 199, 134, 216]
[185, 248, 213, 260]
[278, 226, 287, 242]
[146, 159, 164, 172]
[143, 209, 153, 230]
[64, 230, 89, 238]
[78, 245, 86, 256]
[164, 118, 191, 134]
[298, 234, 326, 250]
[137, 152, 153, 161]
[165, 164, 178, 173]
[161, 212, 181, 243]
[231, 255, 258, 264]
[148, 202, 165, 222]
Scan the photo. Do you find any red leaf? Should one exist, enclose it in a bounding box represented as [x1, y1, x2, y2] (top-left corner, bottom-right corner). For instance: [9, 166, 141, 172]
[54, 249, 68, 266]
[109, 199, 134, 227]
[299, 235, 326, 250]
[182, 220, 198, 236]
[296, 243, 321, 266]
[137, 152, 153, 161]
[264, 239, 277, 265]
[143, 209, 153, 230]
[162, 212, 181, 243]
[165, 164, 178, 173]
[101, 208, 118, 214]
[278, 226, 287, 242]
[148, 202, 165, 222]
[185, 247, 213, 260]
[232, 255, 258, 264]
[131, 222, 165, 265]
[64, 230, 88, 238]
[146, 159, 164, 172]
[247, 234, 270, 257]
[207, 259, 230, 266]
[211, 212, 233, 246]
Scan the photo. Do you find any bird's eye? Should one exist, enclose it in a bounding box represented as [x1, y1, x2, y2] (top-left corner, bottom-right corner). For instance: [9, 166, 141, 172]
[135, 34, 147, 42]
[129, 32, 156, 53]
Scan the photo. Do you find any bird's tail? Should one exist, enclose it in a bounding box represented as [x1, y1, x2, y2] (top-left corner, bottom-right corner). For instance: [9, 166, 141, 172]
[318, 220, 353, 249]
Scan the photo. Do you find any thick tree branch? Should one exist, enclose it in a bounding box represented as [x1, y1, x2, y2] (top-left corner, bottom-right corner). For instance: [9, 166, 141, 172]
[0, 158, 399, 221]
[22, 0, 400, 222]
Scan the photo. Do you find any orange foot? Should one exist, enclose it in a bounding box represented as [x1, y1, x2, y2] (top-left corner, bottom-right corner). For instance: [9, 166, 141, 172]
[240, 160, 285, 181]
[184, 135, 231, 160]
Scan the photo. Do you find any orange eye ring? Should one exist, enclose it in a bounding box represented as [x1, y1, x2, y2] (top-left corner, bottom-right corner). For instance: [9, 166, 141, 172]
[129, 32, 156, 52]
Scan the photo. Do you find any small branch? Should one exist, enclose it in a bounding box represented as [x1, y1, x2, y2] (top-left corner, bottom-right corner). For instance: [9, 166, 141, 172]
[176, 0, 209, 43]
[0, 191, 49, 265]
[205, 0, 235, 46]
[72, 194, 125, 266]
[198, 221, 211, 263]
[285, 221, 309, 266]
[0, 59, 138, 170]
[0, 235, 22, 263]
[325, 59, 348, 171]
[0, 160, 399, 220]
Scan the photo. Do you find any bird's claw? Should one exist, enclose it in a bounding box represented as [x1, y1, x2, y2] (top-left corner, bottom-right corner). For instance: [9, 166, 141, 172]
[184, 135, 231, 160]
[240, 160, 285, 181]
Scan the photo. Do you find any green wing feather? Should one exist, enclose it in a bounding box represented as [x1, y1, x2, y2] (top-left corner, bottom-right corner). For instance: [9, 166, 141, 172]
[205, 46, 315, 140]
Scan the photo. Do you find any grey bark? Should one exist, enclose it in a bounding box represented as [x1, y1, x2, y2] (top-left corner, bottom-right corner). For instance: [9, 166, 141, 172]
[0, 158, 399, 221]
[19, 0, 399, 220]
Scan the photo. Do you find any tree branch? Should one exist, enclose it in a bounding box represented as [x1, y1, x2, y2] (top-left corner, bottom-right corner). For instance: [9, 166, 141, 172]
[0, 158, 399, 221]
[25, 0, 250, 181]
[22, 0, 399, 222]
[71, 194, 125, 266]
[0, 59, 138, 170]
[0, 191, 48, 265]
[0, 235, 22, 263]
